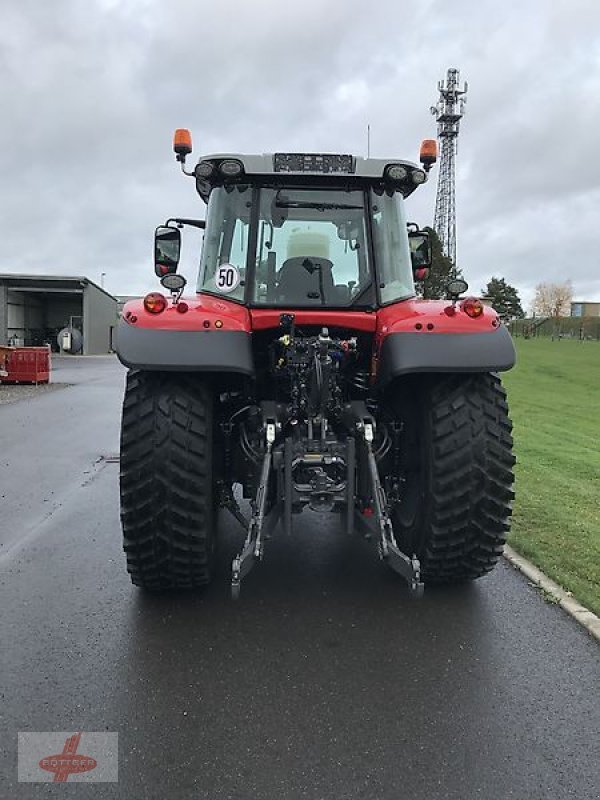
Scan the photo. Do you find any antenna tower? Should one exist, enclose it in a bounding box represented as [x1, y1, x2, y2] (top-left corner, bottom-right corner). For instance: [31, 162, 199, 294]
[431, 68, 467, 267]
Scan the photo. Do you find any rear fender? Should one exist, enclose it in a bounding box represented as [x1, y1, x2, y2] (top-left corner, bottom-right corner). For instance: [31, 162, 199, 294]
[377, 326, 516, 390]
[116, 321, 254, 374]
[115, 296, 254, 374]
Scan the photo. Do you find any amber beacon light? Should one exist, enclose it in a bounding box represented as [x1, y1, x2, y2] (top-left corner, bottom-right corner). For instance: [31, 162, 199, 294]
[173, 129, 193, 162]
[419, 139, 438, 171]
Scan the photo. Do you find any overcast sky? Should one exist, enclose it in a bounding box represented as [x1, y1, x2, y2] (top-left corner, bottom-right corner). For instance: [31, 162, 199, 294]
[1, 0, 599, 309]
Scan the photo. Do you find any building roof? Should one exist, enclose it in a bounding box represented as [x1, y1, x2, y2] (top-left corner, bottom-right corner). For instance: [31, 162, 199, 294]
[0, 273, 117, 301]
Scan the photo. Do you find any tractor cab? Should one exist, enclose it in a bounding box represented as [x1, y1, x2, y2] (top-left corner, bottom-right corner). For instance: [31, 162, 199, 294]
[155, 132, 436, 309]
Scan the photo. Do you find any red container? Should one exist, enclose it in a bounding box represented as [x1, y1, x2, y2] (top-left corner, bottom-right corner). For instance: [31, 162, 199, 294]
[0, 347, 51, 384]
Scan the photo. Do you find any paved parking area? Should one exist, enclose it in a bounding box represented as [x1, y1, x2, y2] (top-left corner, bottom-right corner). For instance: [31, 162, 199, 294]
[1, 356, 599, 799]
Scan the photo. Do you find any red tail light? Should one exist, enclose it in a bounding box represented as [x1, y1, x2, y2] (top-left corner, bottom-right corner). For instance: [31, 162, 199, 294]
[461, 297, 484, 318]
[143, 293, 167, 314]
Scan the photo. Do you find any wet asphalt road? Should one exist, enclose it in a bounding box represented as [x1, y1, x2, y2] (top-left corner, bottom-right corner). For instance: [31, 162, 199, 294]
[1, 356, 599, 799]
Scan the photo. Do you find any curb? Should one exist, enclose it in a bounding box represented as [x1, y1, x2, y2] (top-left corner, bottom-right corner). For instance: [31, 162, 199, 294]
[503, 545, 600, 644]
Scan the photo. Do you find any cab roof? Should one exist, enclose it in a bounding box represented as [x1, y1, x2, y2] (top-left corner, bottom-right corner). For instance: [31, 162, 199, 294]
[191, 153, 427, 203]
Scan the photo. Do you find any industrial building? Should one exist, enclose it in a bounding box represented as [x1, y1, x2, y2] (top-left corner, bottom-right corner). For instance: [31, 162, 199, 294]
[0, 274, 119, 354]
[115, 295, 141, 315]
[571, 301, 600, 318]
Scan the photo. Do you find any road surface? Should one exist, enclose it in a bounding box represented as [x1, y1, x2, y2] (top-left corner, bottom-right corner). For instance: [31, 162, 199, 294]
[1, 356, 599, 799]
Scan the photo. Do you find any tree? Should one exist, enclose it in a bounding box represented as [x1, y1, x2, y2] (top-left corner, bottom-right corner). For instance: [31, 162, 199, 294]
[418, 227, 461, 299]
[532, 281, 573, 318]
[483, 277, 525, 321]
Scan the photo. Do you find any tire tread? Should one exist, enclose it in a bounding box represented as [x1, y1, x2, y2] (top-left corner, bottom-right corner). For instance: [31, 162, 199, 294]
[422, 373, 515, 581]
[119, 370, 215, 590]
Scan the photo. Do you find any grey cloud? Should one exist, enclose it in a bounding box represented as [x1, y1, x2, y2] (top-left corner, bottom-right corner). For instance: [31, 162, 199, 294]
[0, 0, 598, 304]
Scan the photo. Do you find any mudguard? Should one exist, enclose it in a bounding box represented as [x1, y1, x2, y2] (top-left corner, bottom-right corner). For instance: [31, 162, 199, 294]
[116, 320, 254, 374]
[377, 327, 516, 389]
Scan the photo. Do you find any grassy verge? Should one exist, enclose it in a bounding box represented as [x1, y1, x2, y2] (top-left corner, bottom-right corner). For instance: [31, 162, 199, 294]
[502, 338, 600, 616]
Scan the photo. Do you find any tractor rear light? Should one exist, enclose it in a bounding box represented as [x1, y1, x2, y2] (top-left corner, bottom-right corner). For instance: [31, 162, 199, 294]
[385, 164, 408, 181]
[461, 297, 484, 318]
[176, 301, 189, 314]
[214, 320, 224, 328]
[219, 159, 243, 177]
[143, 293, 167, 314]
[195, 160, 215, 178]
[444, 305, 457, 317]
[414, 267, 429, 281]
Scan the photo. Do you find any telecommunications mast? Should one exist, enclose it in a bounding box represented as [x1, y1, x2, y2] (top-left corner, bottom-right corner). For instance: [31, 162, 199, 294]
[431, 68, 468, 267]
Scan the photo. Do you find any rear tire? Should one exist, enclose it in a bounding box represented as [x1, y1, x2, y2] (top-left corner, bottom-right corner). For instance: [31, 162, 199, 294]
[389, 373, 515, 583]
[120, 370, 217, 590]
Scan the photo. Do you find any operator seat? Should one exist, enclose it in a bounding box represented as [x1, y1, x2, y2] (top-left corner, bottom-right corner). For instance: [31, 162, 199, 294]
[276, 257, 335, 304]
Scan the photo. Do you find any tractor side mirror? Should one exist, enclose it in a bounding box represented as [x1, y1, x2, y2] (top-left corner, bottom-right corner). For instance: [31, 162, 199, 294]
[408, 230, 431, 280]
[154, 226, 181, 278]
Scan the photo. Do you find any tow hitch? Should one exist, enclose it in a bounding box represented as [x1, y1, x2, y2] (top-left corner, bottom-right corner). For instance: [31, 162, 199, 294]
[230, 413, 424, 600]
[231, 422, 276, 599]
[358, 419, 424, 598]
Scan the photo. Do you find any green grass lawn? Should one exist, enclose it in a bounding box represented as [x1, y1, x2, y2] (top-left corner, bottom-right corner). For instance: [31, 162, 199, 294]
[502, 338, 600, 615]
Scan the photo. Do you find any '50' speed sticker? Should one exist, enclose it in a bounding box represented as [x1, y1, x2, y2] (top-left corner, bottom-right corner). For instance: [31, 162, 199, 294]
[215, 264, 240, 293]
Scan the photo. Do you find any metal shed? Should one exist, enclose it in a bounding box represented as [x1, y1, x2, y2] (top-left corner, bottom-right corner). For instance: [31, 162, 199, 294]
[0, 274, 119, 354]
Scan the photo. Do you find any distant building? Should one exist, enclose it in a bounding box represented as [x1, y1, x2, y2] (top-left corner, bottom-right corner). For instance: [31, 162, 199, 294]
[570, 301, 600, 318]
[0, 274, 119, 354]
[115, 296, 141, 315]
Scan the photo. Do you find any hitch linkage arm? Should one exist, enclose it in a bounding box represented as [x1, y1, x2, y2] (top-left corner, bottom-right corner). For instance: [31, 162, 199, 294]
[361, 420, 424, 598]
[231, 422, 276, 599]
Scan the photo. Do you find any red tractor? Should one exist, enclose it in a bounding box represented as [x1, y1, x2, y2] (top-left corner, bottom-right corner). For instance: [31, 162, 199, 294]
[116, 131, 515, 598]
